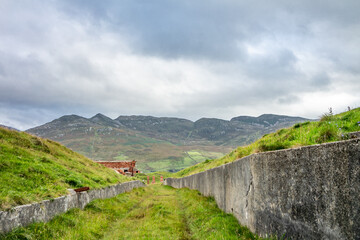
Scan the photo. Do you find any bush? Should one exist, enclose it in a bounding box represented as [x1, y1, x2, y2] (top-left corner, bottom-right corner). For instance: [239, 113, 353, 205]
[257, 142, 288, 152]
[65, 178, 82, 188]
[320, 113, 334, 122]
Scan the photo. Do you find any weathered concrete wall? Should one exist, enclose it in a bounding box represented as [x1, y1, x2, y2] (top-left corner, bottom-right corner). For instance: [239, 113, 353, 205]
[165, 139, 360, 240]
[0, 180, 145, 233]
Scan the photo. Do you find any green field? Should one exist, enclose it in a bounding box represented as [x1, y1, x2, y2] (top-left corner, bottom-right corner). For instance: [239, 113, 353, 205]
[60, 129, 231, 173]
[0, 128, 129, 210]
[137, 150, 225, 173]
[2, 185, 271, 240]
[114, 152, 129, 160]
[174, 108, 360, 178]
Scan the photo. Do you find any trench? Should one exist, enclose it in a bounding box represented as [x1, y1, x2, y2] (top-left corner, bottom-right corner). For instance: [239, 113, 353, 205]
[2, 184, 261, 240]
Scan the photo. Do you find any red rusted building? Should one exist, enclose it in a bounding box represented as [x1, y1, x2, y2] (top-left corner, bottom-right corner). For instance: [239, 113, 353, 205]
[98, 160, 140, 176]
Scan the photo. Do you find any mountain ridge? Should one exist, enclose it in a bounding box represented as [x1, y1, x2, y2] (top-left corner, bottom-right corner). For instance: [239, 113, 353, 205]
[26, 113, 310, 172]
[0, 124, 19, 131]
[27, 113, 309, 145]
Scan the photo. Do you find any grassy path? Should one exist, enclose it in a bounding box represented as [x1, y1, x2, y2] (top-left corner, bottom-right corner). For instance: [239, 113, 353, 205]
[2, 185, 266, 240]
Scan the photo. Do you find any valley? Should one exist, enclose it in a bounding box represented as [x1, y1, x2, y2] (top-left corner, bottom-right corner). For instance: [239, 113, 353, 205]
[27, 113, 309, 172]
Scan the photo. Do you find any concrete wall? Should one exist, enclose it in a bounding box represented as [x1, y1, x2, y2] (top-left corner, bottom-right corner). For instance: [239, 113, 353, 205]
[165, 139, 360, 240]
[0, 180, 145, 234]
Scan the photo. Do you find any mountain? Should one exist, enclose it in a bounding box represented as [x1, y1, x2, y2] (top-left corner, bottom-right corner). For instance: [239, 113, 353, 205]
[231, 114, 306, 126]
[91, 113, 124, 128]
[115, 116, 194, 143]
[0, 124, 19, 131]
[27, 113, 309, 172]
[114, 114, 309, 145]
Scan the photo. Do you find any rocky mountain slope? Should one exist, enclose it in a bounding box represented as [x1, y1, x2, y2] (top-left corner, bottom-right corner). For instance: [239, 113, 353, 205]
[116, 114, 308, 145]
[27, 113, 309, 172]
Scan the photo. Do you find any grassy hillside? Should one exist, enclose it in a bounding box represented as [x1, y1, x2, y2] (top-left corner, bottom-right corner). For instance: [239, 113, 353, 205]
[2, 185, 271, 240]
[0, 127, 129, 210]
[174, 108, 360, 178]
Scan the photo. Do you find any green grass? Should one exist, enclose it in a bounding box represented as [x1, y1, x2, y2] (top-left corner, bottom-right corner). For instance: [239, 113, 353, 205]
[0, 128, 130, 210]
[1, 185, 271, 240]
[174, 108, 360, 178]
[135, 171, 173, 182]
[137, 150, 226, 173]
[113, 152, 129, 160]
[143, 156, 197, 172]
[186, 150, 223, 163]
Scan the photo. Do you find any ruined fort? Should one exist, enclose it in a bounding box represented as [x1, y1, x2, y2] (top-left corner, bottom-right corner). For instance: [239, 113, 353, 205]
[98, 160, 140, 175]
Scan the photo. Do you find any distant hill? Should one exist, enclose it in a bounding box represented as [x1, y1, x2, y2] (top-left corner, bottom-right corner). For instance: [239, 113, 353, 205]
[0, 124, 19, 131]
[115, 114, 308, 145]
[27, 113, 309, 172]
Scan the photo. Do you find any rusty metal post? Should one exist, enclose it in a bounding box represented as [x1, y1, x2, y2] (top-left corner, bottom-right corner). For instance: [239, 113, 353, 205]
[147, 175, 149, 184]
[160, 176, 163, 183]
[152, 176, 155, 184]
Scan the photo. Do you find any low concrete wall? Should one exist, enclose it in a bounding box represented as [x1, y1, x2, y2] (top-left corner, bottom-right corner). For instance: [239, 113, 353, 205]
[0, 180, 145, 233]
[165, 139, 360, 240]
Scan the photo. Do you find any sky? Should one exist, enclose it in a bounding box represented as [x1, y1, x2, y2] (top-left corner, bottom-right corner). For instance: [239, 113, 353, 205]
[0, 0, 360, 130]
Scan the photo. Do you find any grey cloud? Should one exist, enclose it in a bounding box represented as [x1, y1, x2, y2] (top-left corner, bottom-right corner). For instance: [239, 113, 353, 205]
[277, 95, 301, 105]
[0, 62, 5, 76]
[60, 0, 247, 60]
[0, 0, 359, 129]
[59, 0, 360, 60]
[310, 73, 331, 88]
[244, 49, 299, 80]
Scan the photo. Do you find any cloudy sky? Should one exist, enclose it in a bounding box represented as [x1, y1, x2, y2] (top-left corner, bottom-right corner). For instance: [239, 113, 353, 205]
[1, 0, 359, 130]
